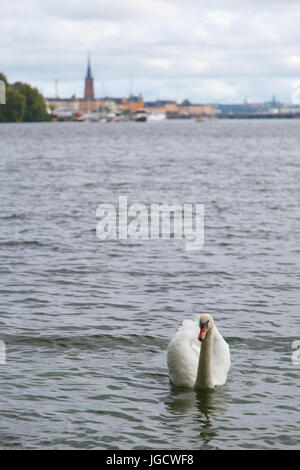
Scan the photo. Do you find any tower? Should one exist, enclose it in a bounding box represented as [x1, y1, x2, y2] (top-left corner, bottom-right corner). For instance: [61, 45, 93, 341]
[84, 54, 94, 100]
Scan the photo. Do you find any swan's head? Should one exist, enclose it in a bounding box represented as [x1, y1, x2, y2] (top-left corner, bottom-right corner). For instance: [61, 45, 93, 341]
[198, 314, 214, 342]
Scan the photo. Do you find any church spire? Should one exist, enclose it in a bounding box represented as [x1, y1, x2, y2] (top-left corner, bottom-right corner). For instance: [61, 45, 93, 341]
[86, 52, 92, 79]
[84, 53, 94, 100]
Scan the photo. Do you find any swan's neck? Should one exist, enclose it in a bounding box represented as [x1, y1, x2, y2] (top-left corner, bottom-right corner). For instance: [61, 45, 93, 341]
[195, 328, 213, 389]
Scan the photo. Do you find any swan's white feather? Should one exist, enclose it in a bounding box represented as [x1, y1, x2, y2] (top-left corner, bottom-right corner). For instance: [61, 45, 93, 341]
[167, 315, 230, 388]
[211, 326, 230, 386]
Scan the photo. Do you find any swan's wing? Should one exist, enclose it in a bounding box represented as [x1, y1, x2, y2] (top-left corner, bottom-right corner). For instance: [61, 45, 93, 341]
[167, 319, 200, 388]
[211, 326, 230, 386]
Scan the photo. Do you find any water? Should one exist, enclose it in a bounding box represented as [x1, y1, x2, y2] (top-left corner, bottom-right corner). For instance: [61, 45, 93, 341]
[0, 120, 299, 449]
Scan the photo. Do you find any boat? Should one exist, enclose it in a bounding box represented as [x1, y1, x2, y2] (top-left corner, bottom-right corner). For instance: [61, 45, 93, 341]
[148, 112, 166, 121]
[132, 110, 147, 122]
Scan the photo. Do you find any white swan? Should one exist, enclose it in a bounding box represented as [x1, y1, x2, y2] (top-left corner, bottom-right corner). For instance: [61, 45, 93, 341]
[167, 314, 230, 389]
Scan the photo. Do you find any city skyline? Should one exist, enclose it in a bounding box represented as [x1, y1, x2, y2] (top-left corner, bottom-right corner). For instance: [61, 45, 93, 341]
[1, 0, 300, 103]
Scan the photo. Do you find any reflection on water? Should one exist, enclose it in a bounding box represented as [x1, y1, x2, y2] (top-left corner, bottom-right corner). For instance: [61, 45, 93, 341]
[195, 388, 229, 416]
[166, 384, 230, 416]
[165, 385, 230, 447]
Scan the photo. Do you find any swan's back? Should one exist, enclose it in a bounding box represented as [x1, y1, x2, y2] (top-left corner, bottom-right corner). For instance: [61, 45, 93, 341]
[167, 316, 230, 389]
[211, 327, 230, 386]
[167, 318, 200, 388]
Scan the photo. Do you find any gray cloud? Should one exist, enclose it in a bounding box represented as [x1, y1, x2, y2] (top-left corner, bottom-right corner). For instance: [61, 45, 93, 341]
[1, 0, 300, 102]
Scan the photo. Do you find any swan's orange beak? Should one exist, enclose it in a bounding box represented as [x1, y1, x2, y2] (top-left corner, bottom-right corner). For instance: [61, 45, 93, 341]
[198, 324, 208, 342]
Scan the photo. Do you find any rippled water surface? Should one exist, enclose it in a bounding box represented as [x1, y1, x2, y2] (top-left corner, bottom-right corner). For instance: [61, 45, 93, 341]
[0, 120, 299, 449]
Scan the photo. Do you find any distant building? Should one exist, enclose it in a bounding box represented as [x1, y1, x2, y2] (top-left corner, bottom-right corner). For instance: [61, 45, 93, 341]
[46, 54, 98, 113]
[45, 55, 149, 115]
[45, 56, 218, 119]
[144, 100, 218, 117]
[144, 100, 178, 115]
[216, 95, 283, 116]
[84, 54, 94, 100]
[178, 103, 218, 117]
[121, 95, 144, 113]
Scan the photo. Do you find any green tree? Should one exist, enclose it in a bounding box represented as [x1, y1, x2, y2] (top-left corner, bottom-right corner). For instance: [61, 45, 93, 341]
[0, 72, 8, 86]
[0, 87, 25, 122]
[13, 82, 49, 122]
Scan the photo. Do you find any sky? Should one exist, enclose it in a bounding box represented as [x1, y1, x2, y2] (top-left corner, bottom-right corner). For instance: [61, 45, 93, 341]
[1, 0, 300, 103]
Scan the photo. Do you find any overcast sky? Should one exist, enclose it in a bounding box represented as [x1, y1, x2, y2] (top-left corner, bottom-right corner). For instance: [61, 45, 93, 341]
[1, 0, 300, 103]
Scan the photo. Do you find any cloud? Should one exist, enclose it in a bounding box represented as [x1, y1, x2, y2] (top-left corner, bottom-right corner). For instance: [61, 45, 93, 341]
[207, 10, 234, 29]
[252, 13, 281, 44]
[43, 0, 179, 21]
[1, 0, 300, 102]
[143, 59, 172, 71]
[194, 80, 241, 102]
[286, 55, 300, 68]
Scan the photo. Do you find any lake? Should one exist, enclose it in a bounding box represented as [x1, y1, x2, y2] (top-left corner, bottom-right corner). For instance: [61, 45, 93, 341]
[0, 119, 299, 449]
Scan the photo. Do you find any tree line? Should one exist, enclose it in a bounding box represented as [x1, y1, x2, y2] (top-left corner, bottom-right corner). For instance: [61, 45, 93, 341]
[0, 73, 49, 122]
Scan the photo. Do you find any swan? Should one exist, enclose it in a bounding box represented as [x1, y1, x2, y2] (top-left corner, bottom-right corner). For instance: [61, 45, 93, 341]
[167, 314, 230, 389]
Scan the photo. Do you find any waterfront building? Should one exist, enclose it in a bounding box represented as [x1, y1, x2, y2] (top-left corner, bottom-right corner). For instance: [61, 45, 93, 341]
[84, 54, 94, 101]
